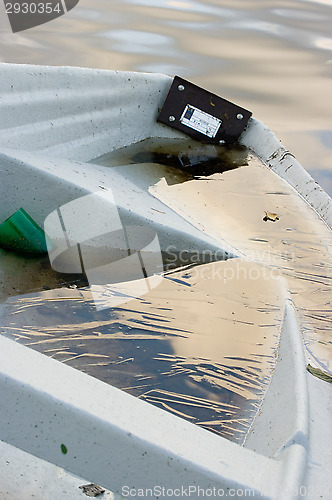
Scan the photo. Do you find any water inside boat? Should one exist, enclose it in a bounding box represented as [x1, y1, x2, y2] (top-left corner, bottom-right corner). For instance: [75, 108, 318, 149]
[0, 137, 331, 444]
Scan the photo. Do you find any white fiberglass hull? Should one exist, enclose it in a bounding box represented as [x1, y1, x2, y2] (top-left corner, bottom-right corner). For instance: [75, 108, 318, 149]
[0, 64, 331, 499]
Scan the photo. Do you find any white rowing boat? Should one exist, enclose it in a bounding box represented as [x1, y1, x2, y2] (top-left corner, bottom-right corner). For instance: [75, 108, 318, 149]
[0, 63, 331, 499]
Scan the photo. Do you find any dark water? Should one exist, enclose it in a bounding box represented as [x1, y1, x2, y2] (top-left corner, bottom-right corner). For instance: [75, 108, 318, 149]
[92, 137, 249, 184]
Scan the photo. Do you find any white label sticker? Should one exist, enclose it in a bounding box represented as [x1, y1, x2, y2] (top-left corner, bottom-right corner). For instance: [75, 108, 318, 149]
[180, 105, 222, 138]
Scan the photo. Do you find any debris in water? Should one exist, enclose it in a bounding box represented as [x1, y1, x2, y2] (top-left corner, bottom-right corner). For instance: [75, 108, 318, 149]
[0, 208, 49, 253]
[263, 211, 279, 222]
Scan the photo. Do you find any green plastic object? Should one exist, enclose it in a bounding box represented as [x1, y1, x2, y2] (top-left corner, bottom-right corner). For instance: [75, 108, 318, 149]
[0, 208, 49, 254]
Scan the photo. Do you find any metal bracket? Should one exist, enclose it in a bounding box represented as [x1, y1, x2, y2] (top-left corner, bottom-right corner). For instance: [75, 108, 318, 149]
[158, 76, 252, 144]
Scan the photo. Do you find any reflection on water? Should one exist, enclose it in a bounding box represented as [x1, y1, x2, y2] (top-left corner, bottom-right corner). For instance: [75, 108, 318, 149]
[0, 259, 284, 444]
[1, 139, 331, 443]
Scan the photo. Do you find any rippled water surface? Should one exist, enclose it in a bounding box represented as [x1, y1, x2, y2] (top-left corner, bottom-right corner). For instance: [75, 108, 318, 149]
[0, 0, 331, 443]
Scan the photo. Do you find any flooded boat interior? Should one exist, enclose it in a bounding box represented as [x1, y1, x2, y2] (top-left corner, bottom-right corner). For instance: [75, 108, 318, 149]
[0, 137, 331, 444]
